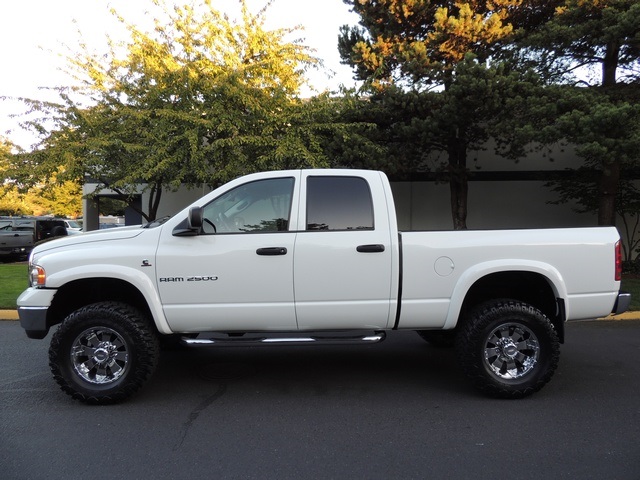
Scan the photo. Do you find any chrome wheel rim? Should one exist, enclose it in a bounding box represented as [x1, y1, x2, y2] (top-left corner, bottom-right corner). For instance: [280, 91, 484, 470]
[70, 327, 130, 385]
[483, 323, 540, 380]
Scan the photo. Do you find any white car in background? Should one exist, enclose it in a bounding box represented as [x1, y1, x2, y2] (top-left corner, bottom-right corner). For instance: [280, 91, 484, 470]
[62, 219, 83, 235]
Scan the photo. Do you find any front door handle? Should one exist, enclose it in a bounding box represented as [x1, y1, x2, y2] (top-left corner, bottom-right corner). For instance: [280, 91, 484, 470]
[356, 244, 385, 253]
[256, 247, 288, 256]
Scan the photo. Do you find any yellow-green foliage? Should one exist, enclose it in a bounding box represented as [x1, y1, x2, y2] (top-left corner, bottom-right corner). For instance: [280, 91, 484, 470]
[342, 0, 520, 87]
[12, 1, 365, 221]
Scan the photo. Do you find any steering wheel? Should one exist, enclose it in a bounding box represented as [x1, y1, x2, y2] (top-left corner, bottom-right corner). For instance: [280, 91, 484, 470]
[216, 213, 234, 232]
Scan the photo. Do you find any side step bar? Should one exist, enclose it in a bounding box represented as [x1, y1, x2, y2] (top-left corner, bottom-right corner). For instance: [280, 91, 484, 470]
[181, 331, 386, 347]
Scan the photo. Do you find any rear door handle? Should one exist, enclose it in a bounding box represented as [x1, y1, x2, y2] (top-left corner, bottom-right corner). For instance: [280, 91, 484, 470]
[356, 244, 385, 253]
[256, 247, 288, 256]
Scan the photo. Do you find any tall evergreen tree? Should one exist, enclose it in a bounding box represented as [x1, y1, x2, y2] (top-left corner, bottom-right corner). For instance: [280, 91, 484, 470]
[339, 0, 533, 229]
[515, 0, 640, 226]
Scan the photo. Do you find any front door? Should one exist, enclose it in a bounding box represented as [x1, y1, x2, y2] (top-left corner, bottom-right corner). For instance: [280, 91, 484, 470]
[156, 175, 299, 333]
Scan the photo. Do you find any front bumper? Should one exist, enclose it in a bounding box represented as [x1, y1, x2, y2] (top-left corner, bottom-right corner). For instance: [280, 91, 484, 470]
[18, 307, 50, 339]
[17, 288, 57, 339]
[612, 292, 632, 315]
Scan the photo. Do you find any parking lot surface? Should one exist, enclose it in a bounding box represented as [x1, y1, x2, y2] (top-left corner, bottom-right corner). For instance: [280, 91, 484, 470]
[1, 320, 639, 479]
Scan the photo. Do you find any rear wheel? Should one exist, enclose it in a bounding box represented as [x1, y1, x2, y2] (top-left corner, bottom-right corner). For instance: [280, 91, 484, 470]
[49, 302, 160, 404]
[456, 299, 560, 398]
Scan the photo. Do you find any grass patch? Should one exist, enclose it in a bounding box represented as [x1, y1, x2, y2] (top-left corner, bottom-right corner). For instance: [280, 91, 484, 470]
[0, 263, 28, 309]
[621, 277, 640, 311]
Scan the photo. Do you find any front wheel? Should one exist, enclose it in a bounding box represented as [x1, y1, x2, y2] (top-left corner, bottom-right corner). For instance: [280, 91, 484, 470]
[49, 302, 160, 404]
[456, 300, 560, 399]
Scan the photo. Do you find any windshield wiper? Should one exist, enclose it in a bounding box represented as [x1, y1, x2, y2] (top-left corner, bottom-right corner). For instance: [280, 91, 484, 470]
[144, 216, 171, 228]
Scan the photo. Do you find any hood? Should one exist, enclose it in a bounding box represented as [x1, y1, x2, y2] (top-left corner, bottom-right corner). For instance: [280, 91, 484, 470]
[32, 225, 145, 255]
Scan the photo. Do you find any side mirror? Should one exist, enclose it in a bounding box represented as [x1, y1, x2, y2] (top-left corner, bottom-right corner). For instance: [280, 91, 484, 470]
[172, 206, 204, 236]
[188, 206, 203, 230]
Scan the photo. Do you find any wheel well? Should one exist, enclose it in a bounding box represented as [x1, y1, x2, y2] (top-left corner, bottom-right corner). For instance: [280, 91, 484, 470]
[460, 271, 565, 343]
[47, 278, 154, 331]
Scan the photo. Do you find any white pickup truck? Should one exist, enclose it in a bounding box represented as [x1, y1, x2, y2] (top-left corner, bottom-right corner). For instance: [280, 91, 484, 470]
[18, 169, 630, 404]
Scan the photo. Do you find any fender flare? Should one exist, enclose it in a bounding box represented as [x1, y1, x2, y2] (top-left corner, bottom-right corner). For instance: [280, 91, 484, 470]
[47, 264, 173, 335]
[442, 260, 567, 330]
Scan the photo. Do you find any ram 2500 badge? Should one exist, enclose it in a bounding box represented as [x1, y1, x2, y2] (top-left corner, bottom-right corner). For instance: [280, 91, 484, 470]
[17, 169, 630, 404]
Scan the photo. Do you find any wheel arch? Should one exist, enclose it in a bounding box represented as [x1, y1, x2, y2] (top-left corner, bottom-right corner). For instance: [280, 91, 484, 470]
[445, 266, 567, 343]
[46, 277, 169, 335]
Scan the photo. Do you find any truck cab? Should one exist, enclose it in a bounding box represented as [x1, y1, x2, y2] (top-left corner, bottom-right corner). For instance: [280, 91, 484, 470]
[158, 169, 398, 332]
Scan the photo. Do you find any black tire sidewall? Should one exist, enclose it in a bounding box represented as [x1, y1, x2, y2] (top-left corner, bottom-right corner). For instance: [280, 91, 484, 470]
[49, 302, 159, 404]
[457, 300, 560, 398]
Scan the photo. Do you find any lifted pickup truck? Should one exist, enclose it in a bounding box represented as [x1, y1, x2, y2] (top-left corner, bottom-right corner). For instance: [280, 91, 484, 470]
[18, 169, 630, 404]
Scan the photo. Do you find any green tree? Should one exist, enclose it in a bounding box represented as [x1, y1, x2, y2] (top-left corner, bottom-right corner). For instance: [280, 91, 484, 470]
[0, 137, 11, 178]
[514, 0, 640, 226]
[339, 0, 534, 229]
[2, 141, 82, 217]
[2, 153, 82, 217]
[14, 0, 338, 221]
[0, 139, 24, 215]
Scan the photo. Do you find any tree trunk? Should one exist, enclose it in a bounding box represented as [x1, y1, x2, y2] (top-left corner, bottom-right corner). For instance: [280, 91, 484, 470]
[602, 41, 620, 88]
[598, 159, 620, 226]
[448, 129, 468, 230]
[598, 41, 620, 226]
[147, 181, 163, 222]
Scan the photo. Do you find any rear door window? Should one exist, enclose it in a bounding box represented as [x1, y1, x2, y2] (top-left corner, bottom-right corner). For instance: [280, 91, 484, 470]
[306, 176, 374, 231]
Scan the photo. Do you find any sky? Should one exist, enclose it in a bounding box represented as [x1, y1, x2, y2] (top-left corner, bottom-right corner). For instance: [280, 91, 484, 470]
[0, 0, 360, 150]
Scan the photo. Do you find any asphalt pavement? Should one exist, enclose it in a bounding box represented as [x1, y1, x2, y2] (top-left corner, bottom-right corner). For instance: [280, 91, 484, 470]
[1, 319, 639, 480]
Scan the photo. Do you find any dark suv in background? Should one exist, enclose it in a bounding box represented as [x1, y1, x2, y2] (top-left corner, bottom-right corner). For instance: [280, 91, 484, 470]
[0, 217, 68, 261]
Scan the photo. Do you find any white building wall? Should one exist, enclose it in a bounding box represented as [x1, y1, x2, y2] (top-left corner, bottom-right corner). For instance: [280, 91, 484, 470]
[391, 181, 597, 232]
[84, 142, 588, 230]
[391, 142, 598, 231]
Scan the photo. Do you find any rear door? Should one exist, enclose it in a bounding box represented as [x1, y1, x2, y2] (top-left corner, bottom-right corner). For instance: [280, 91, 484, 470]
[293, 171, 395, 330]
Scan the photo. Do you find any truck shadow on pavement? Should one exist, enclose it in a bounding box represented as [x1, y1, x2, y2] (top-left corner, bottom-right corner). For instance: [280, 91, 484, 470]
[144, 332, 470, 402]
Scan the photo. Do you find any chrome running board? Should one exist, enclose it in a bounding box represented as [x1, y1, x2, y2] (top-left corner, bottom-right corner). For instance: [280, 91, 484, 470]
[181, 331, 386, 347]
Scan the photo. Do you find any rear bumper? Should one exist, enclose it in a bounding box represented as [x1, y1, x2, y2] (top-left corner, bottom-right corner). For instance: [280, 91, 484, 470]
[612, 292, 631, 315]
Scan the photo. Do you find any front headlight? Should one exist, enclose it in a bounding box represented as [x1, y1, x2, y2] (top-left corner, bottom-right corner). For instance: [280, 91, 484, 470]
[29, 264, 46, 288]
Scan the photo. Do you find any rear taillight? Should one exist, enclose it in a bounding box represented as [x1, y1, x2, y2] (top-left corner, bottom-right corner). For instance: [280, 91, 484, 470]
[615, 240, 622, 282]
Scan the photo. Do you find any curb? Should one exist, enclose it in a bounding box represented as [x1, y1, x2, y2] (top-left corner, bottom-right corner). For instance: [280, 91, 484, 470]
[0, 310, 19, 321]
[600, 311, 640, 321]
[1, 310, 640, 322]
